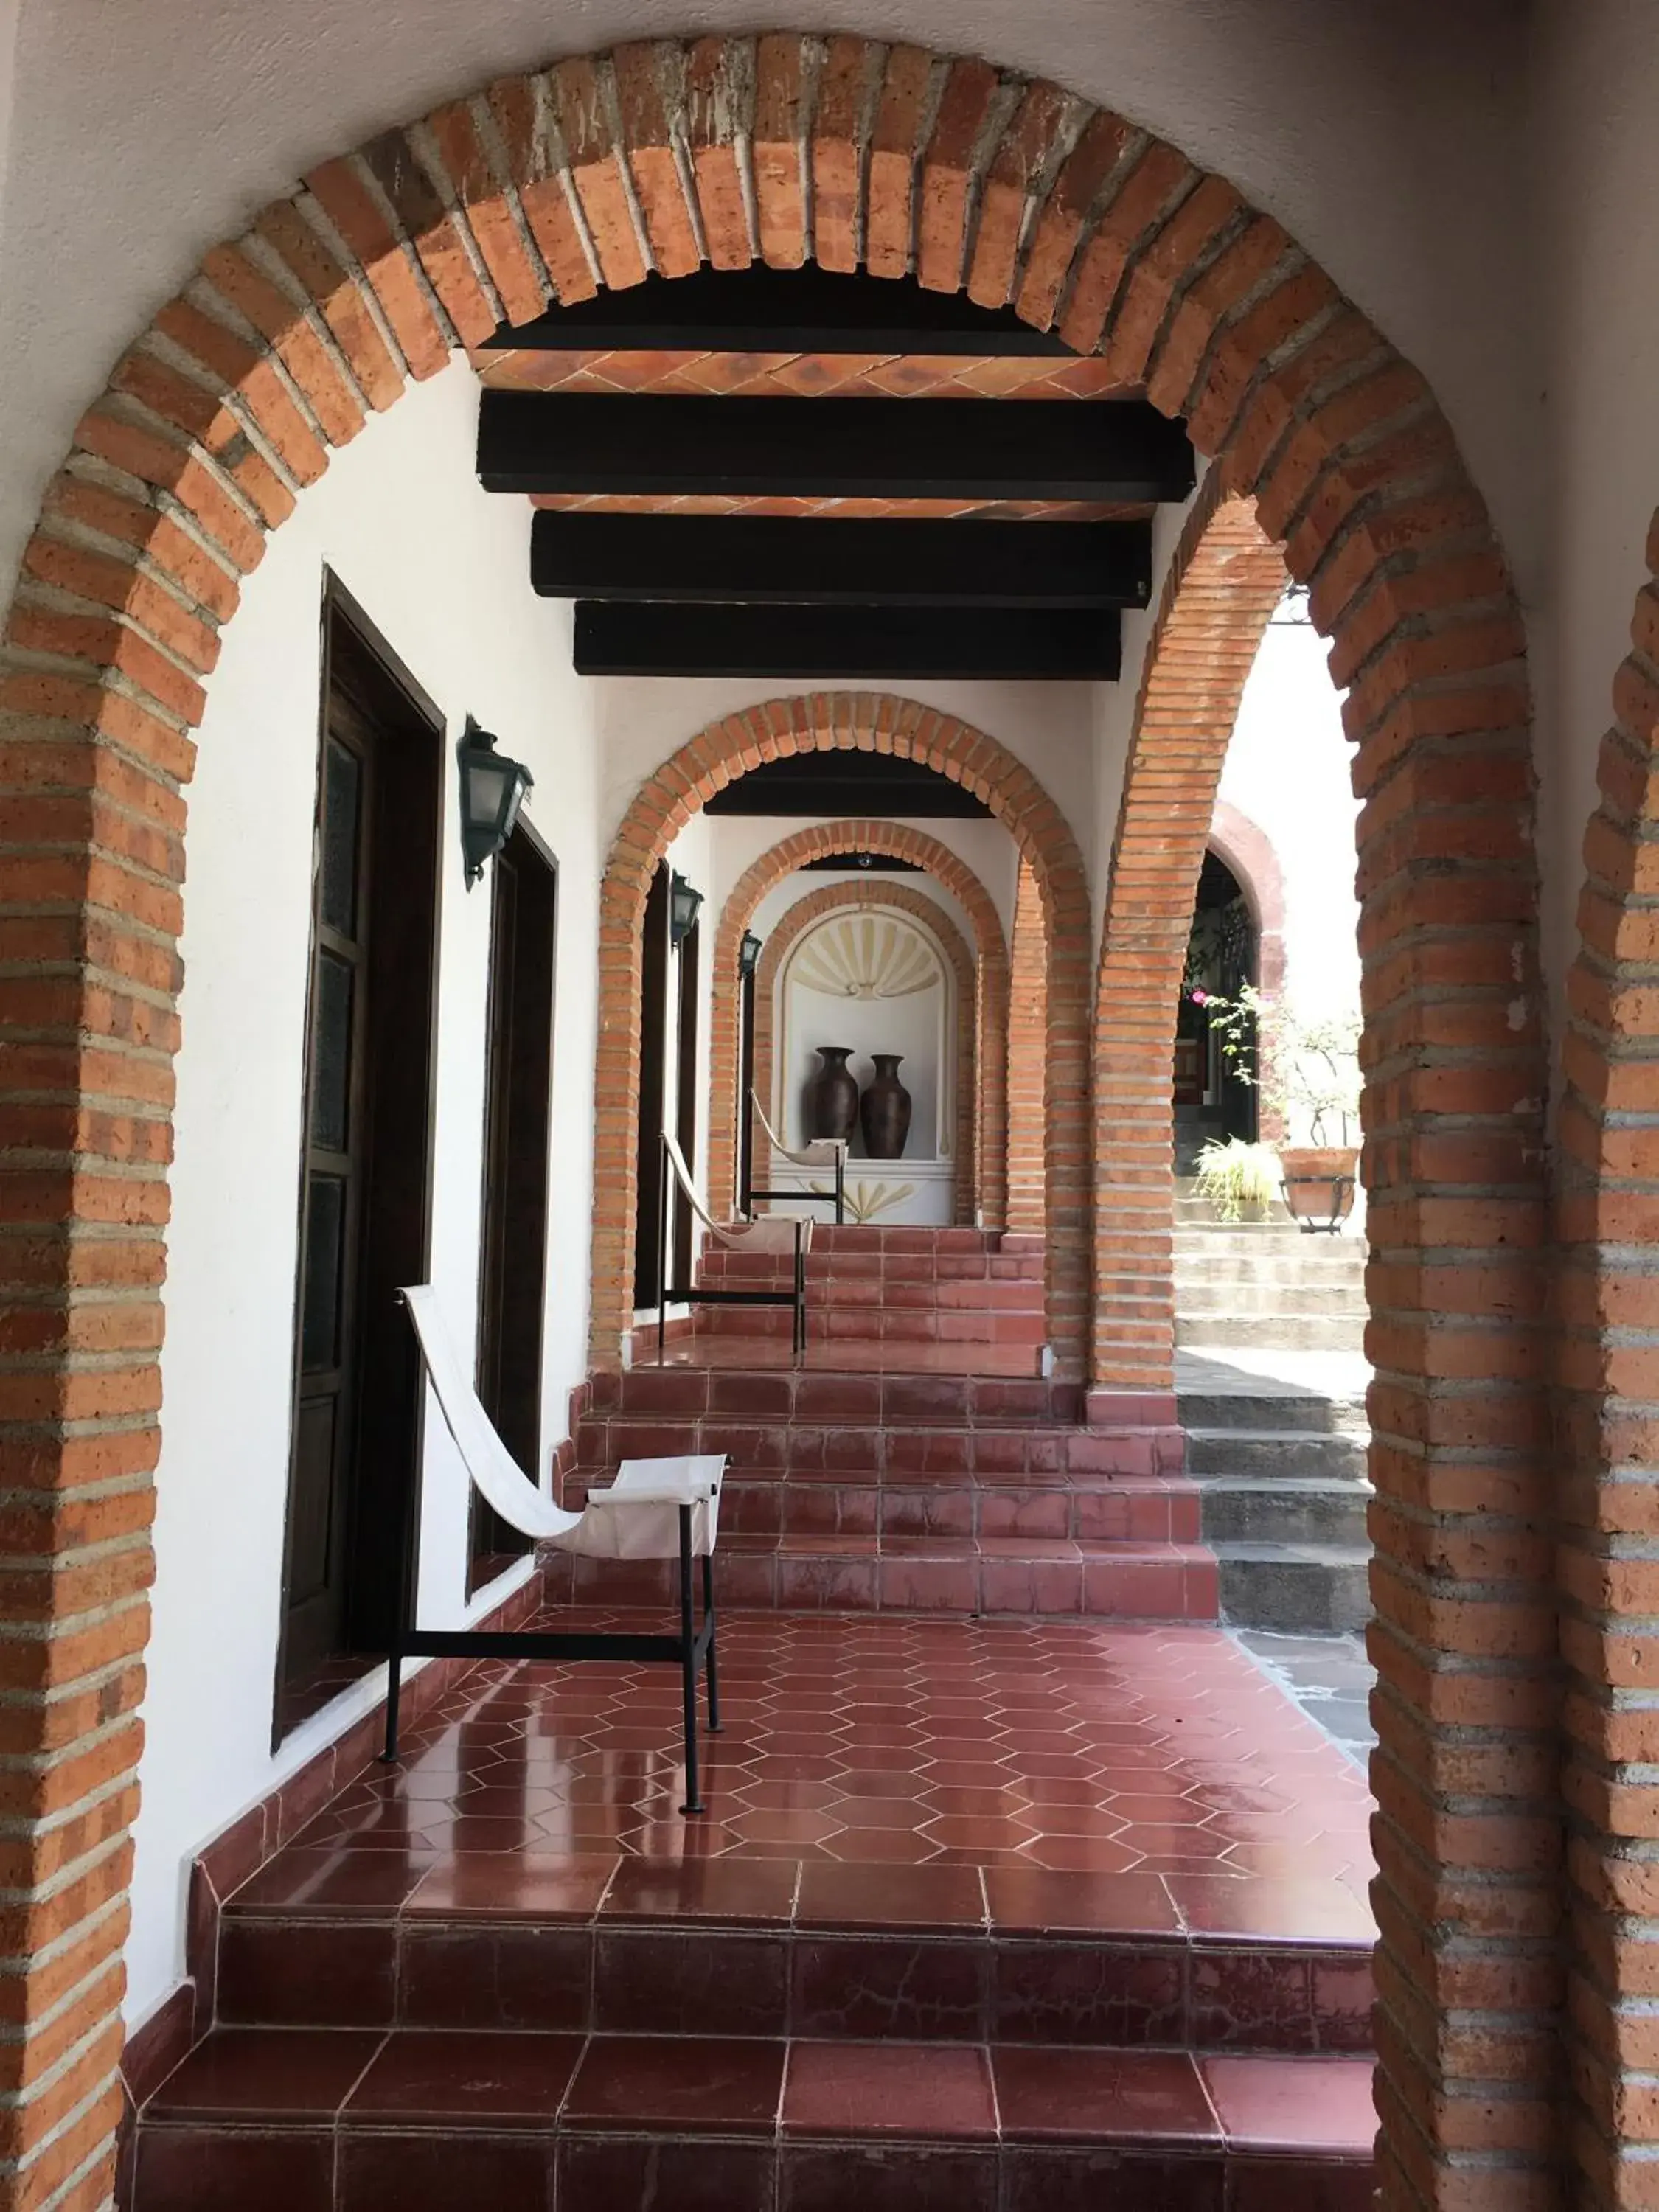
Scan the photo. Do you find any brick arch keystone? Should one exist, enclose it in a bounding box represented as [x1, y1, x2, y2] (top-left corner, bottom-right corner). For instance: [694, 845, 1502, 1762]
[749, 883, 978, 1225]
[706, 821, 1010, 1232]
[0, 28, 1553, 2208]
[602, 715, 1082, 1367]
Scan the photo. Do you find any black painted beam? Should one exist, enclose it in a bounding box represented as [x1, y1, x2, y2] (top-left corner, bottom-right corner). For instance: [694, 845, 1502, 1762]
[700, 752, 993, 820]
[572, 601, 1121, 681]
[479, 265, 1072, 356]
[532, 514, 1151, 608]
[481, 391, 1194, 504]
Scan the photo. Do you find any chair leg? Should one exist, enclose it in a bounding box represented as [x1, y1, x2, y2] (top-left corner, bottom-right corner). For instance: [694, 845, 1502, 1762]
[380, 1655, 403, 1764]
[677, 1507, 704, 1815]
[703, 1551, 721, 1733]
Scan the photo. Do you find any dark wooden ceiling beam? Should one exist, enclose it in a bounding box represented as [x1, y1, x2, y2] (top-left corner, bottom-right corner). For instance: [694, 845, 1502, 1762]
[478, 265, 1073, 356]
[532, 514, 1151, 608]
[571, 601, 1121, 681]
[481, 392, 1194, 504]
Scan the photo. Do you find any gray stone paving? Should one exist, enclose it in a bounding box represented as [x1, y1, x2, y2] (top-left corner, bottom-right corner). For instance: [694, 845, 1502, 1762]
[1234, 1627, 1377, 1769]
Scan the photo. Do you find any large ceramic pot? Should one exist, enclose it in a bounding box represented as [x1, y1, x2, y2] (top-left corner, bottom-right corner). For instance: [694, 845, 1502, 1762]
[860, 1054, 912, 1161]
[1279, 1145, 1359, 1233]
[807, 1046, 859, 1141]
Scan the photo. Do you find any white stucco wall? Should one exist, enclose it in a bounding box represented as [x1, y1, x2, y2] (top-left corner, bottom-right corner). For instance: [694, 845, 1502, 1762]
[1217, 612, 1360, 1026]
[129, 362, 601, 2031]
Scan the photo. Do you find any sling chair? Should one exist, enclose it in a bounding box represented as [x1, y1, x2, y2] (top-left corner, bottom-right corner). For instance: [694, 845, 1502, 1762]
[655, 1131, 813, 1360]
[742, 1090, 847, 1225]
[386, 1283, 725, 1813]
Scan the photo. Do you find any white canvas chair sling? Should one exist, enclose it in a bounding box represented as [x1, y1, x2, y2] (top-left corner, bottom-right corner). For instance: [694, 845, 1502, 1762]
[743, 1089, 847, 1224]
[655, 1130, 810, 1360]
[388, 1284, 726, 1813]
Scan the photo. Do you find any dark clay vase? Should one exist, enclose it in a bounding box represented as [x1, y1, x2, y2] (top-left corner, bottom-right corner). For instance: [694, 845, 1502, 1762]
[860, 1054, 912, 1160]
[808, 1046, 859, 1141]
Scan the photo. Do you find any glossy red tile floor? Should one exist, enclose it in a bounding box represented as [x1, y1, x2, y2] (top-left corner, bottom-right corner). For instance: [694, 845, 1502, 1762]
[288, 1614, 1377, 1896]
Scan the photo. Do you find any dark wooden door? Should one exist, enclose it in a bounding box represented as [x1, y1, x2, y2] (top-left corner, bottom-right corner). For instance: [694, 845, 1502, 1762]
[280, 590, 441, 1711]
[672, 917, 700, 1287]
[633, 863, 671, 1309]
[473, 822, 557, 1586]
[739, 955, 757, 1213]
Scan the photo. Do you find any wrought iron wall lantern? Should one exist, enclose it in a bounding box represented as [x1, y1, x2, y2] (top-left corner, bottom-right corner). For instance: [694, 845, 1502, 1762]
[738, 931, 764, 979]
[669, 874, 704, 947]
[457, 716, 534, 888]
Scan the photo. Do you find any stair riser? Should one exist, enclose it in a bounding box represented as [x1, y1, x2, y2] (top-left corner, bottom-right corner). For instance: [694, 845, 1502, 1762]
[1218, 1559, 1372, 1636]
[215, 1915, 1372, 2053]
[1177, 1290, 1367, 1319]
[699, 1308, 1048, 1346]
[571, 1479, 1200, 1545]
[1200, 1491, 1371, 1548]
[541, 1545, 1220, 1621]
[575, 1419, 1180, 1479]
[703, 1256, 1046, 1286]
[1178, 1394, 1357, 1436]
[1186, 1432, 1368, 1480]
[597, 1374, 1088, 1425]
[1176, 1318, 1367, 1352]
[135, 2121, 1374, 2212]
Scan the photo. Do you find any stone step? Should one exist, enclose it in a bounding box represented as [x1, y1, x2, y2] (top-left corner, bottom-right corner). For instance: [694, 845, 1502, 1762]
[594, 1368, 1088, 1427]
[542, 1531, 1220, 1622]
[1216, 1543, 1373, 1635]
[1172, 1223, 1358, 1248]
[1178, 1390, 1366, 1436]
[134, 2027, 1376, 2211]
[1173, 1251, 1366, 1283]
[1185, 1426, 1370, 1481]
[1176, 1283, 1368, 1318]
[1176, 1313, 1368, 1352]
[1197, 1476, 1373, 1549]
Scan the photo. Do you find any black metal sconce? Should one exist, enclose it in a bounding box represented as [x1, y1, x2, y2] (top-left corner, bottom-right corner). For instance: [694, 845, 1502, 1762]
[738, 931, 763, 979]
[457, 716, 533, 888]
[669, 873, 703, 947]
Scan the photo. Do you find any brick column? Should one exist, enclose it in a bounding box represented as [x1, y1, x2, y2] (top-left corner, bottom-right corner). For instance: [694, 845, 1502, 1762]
[1006, 858, 1048, 1234]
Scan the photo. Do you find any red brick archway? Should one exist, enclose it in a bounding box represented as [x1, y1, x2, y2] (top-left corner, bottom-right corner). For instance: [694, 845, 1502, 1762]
[706, 820, 1010, 1234]
[0, 29, 1552, 2207]
[748, 882, 978, 1225]
[1091, 479, 1290, 1392]
[1557, 509, 1659, 2211]
[599, 708, 1084, 1369]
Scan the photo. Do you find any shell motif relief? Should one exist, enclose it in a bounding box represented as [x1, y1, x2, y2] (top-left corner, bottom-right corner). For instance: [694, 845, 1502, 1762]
[790, 914, 942, 1001]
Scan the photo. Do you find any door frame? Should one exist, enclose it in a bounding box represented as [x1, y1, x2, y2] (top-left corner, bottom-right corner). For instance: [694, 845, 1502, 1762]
[271, 570, 446, 1745]
[471, 813, 559, 1593]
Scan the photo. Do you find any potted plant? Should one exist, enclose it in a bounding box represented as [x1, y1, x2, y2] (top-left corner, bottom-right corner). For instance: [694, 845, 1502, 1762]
[1200, 987, 1361, 1231]
[1192, 1136, 1283, 1222]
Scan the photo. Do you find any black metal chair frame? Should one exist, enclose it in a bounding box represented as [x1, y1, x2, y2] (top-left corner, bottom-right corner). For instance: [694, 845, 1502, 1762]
[381, 1304, 722, 1814]
[656, 1130, 808, 1360]
[742, 1089, 846, 1226]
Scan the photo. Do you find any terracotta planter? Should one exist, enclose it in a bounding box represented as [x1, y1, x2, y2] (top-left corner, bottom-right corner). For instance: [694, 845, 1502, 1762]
[807, 1046, 859, 1141]
[1279, 1146, 1359, 1231]
[859, 1054, 912, 1160]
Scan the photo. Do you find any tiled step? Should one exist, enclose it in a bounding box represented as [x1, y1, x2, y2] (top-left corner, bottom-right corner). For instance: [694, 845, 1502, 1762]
[210, 1854, 1373, 2051]
[702, 1248, 1046, 1287]
[135, 2029, 1375, 2212]
[543, 1531, 1219, 1621]
[572, 1470, 1200, 1546]
[591, 1367, 1087, 1427]
[698, 1302, 1047, 1346]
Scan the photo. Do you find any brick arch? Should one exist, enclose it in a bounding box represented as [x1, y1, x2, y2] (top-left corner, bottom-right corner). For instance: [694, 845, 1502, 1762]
[706, 819, 1010, 1234]
[602, 706, 1082, 1368]
[749, 883, 978, 1225]
[0, 27, 1554, 2207]
[1555, 509, 1659, 2211]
